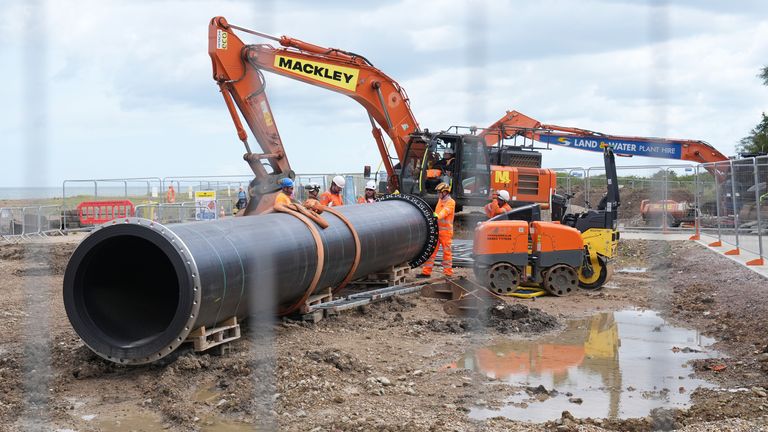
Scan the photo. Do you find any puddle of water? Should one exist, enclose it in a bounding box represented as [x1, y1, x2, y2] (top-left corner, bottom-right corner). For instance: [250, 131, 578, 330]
[96, 412, 254, 432]
[201, 418, 257, 431]
[96, 413, 164, 432]
[460, 309, 717, 422]
[195, 384, 222, 403]
[617, 267, 648, 273]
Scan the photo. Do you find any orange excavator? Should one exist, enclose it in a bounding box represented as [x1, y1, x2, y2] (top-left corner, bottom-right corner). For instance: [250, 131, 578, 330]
[208, 16, 555, 214]
[208, 17, 730, 216]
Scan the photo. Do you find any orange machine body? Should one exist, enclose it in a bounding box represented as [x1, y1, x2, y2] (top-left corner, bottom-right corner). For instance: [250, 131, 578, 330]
[472, 220, 530, 268]
[489, 166, 556, 208]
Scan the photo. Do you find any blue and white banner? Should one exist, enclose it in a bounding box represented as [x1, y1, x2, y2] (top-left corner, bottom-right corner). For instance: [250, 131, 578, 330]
[538, 133, 683, 159]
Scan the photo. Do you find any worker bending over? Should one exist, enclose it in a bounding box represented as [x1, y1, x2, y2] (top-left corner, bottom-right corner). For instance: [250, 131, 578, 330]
[484, 190, 512, 218]
[320, 176, 345, 207]
[303, 182, 323, 213]
[357, 180, 377, 204]
[274, 178, 294, 208]
[418, 182, 455, 278]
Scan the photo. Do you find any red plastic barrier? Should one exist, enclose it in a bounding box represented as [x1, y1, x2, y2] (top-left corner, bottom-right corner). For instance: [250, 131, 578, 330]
[77, 200, 134, 225]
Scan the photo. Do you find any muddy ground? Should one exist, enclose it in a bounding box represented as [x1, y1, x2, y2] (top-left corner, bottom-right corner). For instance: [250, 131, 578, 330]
[1, 237, 767, 431]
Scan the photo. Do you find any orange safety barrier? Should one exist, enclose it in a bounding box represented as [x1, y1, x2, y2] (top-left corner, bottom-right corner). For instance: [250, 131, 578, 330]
[77, 200, 134, 225]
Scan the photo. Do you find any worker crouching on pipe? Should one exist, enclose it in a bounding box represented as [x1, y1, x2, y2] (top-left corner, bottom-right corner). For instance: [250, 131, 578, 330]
[418, 182, 455, 277]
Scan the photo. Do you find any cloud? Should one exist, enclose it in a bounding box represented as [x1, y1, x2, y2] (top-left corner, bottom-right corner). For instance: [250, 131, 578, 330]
[2, 0, 768, 187]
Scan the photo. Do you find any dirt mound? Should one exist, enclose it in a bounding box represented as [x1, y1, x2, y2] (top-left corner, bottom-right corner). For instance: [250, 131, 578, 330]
[486, 303, 559, 333]
[414, 303, 559, 334]
[305, 348, 368, 373]
[569, 185, 693, 221]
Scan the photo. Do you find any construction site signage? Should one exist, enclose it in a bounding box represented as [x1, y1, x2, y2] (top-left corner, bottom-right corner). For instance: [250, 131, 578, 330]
[195, 191, 217, 220]
[274, 55, 359, 91]
[539, 133, 683, 159]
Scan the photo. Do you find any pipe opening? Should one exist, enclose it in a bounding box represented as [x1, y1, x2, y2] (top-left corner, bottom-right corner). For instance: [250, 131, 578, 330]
[76, 235, 181, 348]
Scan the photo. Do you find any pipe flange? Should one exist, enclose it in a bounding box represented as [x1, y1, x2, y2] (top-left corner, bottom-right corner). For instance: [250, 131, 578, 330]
[64, 218, 202, 365]
[377, 194, 439, 268]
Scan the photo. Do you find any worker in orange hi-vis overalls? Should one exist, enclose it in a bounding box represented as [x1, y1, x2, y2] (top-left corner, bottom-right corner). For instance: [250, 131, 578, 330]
[273, 178, 294, 208]
[166, 185, 176, 203]
[418, 182, 455, 278]
[357, 180, 377, 204]
[484, 189, 512, 219]
[319, 175, 345, 207]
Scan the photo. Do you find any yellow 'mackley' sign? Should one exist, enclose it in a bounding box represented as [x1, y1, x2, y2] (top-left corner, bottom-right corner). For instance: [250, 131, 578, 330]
[274, 55, 360, 91]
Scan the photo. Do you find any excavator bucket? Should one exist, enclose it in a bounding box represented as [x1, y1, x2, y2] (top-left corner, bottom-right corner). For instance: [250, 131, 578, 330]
[421, 277, 502, 318]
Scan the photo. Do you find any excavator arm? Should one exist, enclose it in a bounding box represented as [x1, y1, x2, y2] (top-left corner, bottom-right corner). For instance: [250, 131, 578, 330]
[208, 16, 420, 213]
[480, 110, 729, 165]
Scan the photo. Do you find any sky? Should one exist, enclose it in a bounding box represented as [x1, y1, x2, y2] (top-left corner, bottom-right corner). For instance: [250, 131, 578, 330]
[2, 0, 767, 187]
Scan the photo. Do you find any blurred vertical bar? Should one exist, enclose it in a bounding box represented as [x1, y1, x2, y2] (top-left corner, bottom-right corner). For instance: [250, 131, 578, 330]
[247, 2, 277, 430]
[465, 0, 488, 122]
[21, 0, 51, 430]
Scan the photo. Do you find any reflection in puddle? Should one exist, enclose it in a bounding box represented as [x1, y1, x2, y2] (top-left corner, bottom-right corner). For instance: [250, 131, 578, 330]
[461, 310, 717, 422]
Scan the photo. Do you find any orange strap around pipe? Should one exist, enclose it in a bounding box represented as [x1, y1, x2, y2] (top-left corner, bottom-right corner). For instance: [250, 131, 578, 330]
[322, 206, 362, 294]
[274, 204, 326, 316]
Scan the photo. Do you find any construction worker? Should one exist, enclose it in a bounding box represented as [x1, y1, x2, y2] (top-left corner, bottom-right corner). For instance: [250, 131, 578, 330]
[484, 189, 512, 218]
[304, 182, 320, 201]
[319, 176, 345, 207]
[274, 178, 294, 208]
[166, 185, 176, 203]
[357, 180, 377, 204]
[235, 186, 248, 211]
[433, 148, 456, 176]
[418, 182, 455, 278]
[303, 182, 323, 213]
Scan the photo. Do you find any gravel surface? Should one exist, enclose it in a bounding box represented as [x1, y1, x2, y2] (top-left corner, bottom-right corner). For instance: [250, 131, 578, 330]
[0, 236, 767, 431]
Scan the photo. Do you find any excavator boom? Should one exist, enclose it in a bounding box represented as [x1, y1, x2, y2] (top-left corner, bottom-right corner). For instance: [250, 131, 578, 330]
[481, 110, 729, 164]
[209, 16, 420, 213]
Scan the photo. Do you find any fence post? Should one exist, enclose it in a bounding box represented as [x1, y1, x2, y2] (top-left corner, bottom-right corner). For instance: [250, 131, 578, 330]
[747, 158, 765, 265]
[689, 165, 701, 240]
[725, 159, 740, 255]
[662, 168, 669, 234]
[709, 162, 723, 247]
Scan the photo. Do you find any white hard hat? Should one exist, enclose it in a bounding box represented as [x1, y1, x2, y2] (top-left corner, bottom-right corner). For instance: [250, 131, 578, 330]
[365, 180, 376, 190]
[498, 190, 510, 201]
[332, 175, 346, 188]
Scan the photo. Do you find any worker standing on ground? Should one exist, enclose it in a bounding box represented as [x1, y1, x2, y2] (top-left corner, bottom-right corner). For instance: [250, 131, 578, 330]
[166, 185, 176, 203]
[418, 182, 455, 278]
[484, 190, 512, 218]
[319, 176, 345, 207]
[357, 180, 377, 204]
[236, 186, 248, 211]
[274, 178, 294, 208]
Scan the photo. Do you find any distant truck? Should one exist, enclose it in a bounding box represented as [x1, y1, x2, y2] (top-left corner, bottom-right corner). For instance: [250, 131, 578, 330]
[640, 199, 697, 227]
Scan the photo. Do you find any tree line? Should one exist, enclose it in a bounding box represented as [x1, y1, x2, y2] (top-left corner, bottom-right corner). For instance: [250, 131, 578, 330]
[738, 65, 768, 155]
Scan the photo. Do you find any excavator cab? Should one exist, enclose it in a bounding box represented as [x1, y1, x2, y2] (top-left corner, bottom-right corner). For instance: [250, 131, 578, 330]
[399, 132, 491, 208]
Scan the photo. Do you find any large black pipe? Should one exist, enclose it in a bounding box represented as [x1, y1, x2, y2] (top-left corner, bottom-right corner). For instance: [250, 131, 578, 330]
[63, 195, 437, 365]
